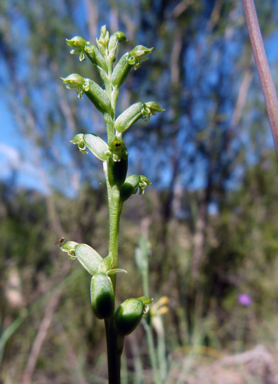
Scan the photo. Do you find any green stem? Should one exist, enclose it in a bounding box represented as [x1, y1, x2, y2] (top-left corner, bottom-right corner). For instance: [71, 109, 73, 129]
[102, 50, 125, 384]
[143, 321, 162, 384]
[121, 347, 128, 384]
[140, 245, 162, 384]
[104, 112, 114, 144]
[157, 323, 167, 382]
[142, 266, 149, 298]
[105, 318, 124, 384]
[108, 186, 121, 268]
[103, 162, 122, 271]
[141, 262, 161, 383]
[103, 159, 123, 384]
[111, 86, 120, 113]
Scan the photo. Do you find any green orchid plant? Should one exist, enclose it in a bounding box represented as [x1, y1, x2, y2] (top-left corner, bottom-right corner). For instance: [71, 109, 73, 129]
[59, 25, 164, 383]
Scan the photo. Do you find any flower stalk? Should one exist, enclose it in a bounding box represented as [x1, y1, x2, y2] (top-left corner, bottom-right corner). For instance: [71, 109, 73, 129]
[59, 25, 164, 383]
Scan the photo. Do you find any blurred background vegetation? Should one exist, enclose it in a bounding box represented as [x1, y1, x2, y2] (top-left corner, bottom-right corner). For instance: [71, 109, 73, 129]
[1, 0, 278, 383]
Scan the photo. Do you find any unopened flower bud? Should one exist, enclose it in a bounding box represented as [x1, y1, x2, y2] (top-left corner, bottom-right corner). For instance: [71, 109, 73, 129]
[91, 273, 114, 319]
[108, 137, 128, 188]
[115, 298, 144, 336]
[120, 175, 151, 202]
[96, 25, 110, 57]
[108, 31, 127, 62]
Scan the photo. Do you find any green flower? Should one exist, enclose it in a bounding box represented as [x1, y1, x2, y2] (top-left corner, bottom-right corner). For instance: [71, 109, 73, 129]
[127, 45, 153, 70]
[60, 74, 85, 99]
[142, 102, 165, 122]
[66, 36, 88, 61]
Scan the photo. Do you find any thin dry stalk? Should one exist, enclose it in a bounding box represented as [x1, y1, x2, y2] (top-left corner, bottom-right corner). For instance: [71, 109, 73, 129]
[22, 287, 63, 383]
[242, 0, 278, 161]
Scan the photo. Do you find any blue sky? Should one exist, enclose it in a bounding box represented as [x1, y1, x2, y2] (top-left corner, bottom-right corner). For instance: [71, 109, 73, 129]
[0, 98, 50, 193]
[1, 1, 278, 196]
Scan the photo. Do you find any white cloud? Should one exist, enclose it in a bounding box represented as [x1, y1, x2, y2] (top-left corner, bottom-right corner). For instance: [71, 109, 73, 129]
[0, 143, 20, 169]
[0, 143, 49, 193]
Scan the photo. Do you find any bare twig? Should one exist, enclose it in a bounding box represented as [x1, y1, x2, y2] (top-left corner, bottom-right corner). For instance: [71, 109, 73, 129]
[109, 0, 119, 33]
[173, 0, 195, 18]
[242, 0, 278, 161]
[230, 68, 253, 130]
[83, 0, 99, 42]
[170, 27, 182, 85]
[206, 0, 223, 33]
[22, 287, 63, 383]
[191, 192, 208, 281]
[22, 261, 71, 383]
[55, 322, 89, 384]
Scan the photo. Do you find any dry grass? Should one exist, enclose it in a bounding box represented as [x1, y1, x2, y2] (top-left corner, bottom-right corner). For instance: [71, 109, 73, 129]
[166, 344, 278, 384]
